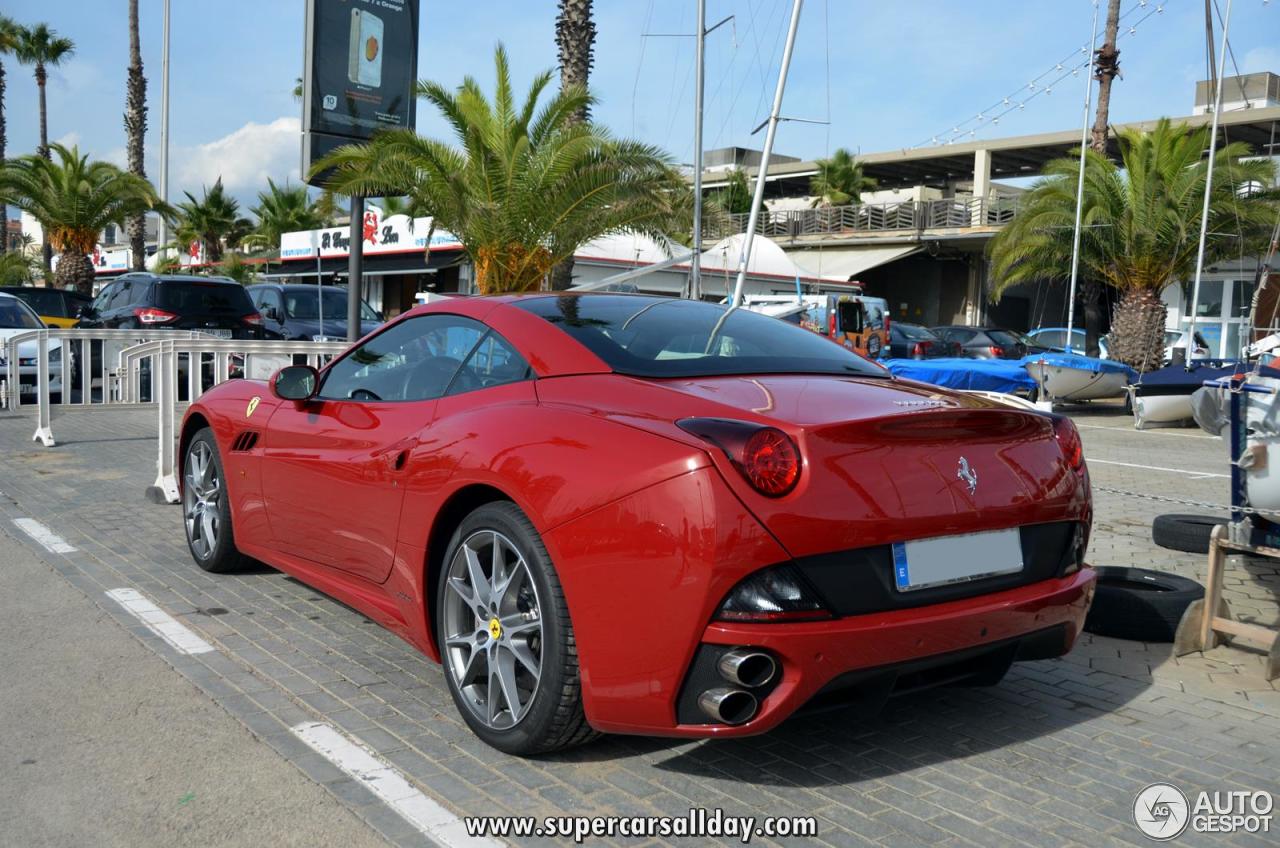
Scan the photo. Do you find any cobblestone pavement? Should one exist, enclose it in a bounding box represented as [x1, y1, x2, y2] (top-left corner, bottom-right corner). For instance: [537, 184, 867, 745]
[1, 405, 1277, 848]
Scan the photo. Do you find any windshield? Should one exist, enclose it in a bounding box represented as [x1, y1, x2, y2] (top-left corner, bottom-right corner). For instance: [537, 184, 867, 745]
[285, 288, 379, 321]
[515, 294, 888, 379]
[155, 281, 255, 314]
[0, 298, 43, 330]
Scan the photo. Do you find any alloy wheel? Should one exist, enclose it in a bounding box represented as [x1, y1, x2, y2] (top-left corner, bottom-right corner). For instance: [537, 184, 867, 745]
[442, 530, 544, 730]
[183, 441, 220, 559]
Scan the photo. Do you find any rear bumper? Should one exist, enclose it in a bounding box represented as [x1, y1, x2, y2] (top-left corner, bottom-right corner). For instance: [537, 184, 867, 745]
[593, 566, 1095, 737]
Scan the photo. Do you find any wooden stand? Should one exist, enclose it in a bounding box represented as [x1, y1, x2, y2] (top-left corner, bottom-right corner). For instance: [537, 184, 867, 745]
[1173, 524, 1280, 680]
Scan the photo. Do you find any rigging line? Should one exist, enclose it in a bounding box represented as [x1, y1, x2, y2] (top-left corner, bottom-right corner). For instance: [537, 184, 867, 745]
[630, 0, 658, 137]
[1211, 0, 1252, 108]
[749, 0, 789, 131]
[711, 0, 773, 149]
[660, 0, 691, 152]
[823, 0, 831, 158]
[910, 0, 1172, 148]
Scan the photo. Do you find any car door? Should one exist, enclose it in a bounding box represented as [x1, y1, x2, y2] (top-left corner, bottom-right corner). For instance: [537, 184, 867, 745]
[260, 313, 487, 582]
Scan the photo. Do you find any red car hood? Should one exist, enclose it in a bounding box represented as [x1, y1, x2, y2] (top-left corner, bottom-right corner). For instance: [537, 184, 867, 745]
[538, 373, 1088, 559]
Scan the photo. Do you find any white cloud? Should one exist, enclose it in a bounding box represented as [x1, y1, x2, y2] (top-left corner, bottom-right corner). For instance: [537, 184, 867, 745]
[54, 131, 82, 149]
[174, 116, 301, 197]
[1240, 47, 1280, 76]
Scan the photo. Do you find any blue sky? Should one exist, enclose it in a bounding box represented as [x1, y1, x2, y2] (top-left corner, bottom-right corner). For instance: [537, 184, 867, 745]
[2, 0, 1277, 207]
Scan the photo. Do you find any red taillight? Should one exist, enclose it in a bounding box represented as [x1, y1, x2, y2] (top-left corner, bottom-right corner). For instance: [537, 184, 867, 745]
[677, 418, 802, 497]
[1052, 416, 1085, 472]
[989, 346, 1004, 358]
[827, 311, 837, 336]
[242, 312, 263, 326]
[911, 341, 929, 357]
[134, 306, 178, 324]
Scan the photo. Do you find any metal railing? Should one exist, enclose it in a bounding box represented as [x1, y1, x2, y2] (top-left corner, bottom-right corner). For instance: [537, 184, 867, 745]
[131, 337, 348, 503]
[705, 195, 1024, 242]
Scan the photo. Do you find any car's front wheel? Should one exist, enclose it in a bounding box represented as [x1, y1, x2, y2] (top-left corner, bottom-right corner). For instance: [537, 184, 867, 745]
[436, 502, 596, 755]
[183, 428, 249, 573]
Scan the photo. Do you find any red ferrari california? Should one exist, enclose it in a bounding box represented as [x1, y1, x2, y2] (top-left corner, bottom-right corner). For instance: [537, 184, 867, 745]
[179, 293, 1095, 755]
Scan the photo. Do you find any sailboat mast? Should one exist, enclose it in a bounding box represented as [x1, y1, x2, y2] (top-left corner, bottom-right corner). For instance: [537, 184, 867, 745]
[1065, 1, 1100, 354]
[730, 0, 803, 309]
[690, 0, 707, 301]
[1186, 0, 1233, 362]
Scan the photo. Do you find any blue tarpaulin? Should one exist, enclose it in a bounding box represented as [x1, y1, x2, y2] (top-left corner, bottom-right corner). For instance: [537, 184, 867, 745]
[1134, 360, 1244, 396]
[883, 358, 1037, 393]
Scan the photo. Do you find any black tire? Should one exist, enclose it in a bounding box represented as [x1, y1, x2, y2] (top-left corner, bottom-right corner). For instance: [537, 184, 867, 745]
[436, 502, 598, 755]
[1083, 566, 1205, 642]
[182, 428, 251, 574]
[1151, 513, 1226, 555]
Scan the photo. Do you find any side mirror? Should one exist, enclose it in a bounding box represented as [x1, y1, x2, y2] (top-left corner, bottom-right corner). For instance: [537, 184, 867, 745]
[264, 306, 280, 321]
[271, 364, 319, 401]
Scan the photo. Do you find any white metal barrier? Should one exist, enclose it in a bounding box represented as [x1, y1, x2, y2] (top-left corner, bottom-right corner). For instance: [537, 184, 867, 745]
[2, 329, 220, 446]
[124, 337, 348, 503]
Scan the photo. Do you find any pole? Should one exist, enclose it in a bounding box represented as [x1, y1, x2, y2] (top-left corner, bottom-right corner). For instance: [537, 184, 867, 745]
[1065, 1, 1100, 353]
[689, 0, 706, 301]
[1187, 0, 1233, 364]
[315, 234, 324, 338]
[729, 0, 803, 309]
[347, 197, 364, 343]
[155, 0, 171, 264]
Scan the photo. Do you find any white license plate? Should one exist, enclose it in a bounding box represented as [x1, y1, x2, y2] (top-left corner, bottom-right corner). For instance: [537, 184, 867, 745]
[204, 329, 233, 339]
[20, 383, 35, 394]
[892, 528, 1023, 592]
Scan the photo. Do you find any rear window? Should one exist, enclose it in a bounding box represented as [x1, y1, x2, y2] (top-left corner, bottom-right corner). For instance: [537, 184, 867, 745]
[895, 323, 937, 341]
[987, 329, 1022, 347]
[515, 295, 887, 379]
[155, 281, 254, 314]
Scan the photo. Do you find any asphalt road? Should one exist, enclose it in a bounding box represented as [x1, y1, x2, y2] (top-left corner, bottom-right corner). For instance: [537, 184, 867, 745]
[0, 528, 387, 848]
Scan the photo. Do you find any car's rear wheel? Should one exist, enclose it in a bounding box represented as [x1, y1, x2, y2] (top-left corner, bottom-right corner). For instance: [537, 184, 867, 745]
[183, 428, 249, 573]
[436, 502, 596, 755]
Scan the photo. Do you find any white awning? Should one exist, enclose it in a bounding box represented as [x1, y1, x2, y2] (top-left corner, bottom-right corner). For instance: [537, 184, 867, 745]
[788, 244, 922, 281]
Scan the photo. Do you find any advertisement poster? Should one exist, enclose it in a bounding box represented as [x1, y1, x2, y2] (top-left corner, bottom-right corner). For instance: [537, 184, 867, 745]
[303, 0, 418, 145]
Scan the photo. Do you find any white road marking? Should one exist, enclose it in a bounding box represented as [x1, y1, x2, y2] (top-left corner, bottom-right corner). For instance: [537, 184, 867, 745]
[1088, 458, 1228, 480]
[1076, 422, 1217, 440]
[292, 722, 501, 847]
[12, 518, 76, 553]
[105, 588, 216, 655]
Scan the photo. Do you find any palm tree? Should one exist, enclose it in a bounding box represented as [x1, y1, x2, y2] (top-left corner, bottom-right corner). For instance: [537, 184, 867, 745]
[0, 249, 36, 285]
[174, 179, 250, 263]
[0, 15, 22, 258]
[809, 148, 877, 207]
[242, 179, 324, 251]
[0, 144, 167, 293]
[989, 118, 1277, 370]
[125, 0, 148, 271]
[16, 23, 73, 272]
[548, 0, 596, 290]
[316, 45, 689, 294]
[712, 168, 752, 215]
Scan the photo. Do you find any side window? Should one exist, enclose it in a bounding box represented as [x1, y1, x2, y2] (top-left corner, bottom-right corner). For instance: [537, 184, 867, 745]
[90, 283, 117, 313]
[263, 290, 283, 317]
[318, 314, 486, 402]
[448, 332, 531, 396]
[106, 281, 133, 310]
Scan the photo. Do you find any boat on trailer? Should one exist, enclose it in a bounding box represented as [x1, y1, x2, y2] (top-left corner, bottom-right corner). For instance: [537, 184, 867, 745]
[1025, 352, 1134, 403]
[1128, 360, 1244, 429]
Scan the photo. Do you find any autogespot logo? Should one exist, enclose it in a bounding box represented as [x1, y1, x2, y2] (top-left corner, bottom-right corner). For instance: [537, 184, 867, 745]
[1134, 783, 1190, 840]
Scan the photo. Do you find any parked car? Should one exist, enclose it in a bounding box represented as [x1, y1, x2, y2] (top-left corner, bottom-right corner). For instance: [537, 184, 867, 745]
[930, 326, 1035, 360]
[76, 273, 267, 337]
[5, 286, 93, 328]
[179, 293, 1095, 755]
[0, 291, 67, 401]
[246, 283, 382, 341]
[886, 323, 959, 359]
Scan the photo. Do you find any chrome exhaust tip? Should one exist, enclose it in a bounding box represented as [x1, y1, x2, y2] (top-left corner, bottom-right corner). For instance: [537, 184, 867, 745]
[697, 687, 758, 725]
[717, 649, 777, 688]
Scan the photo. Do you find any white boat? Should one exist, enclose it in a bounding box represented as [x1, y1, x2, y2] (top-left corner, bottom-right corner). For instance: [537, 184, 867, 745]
[1025, 354, 1131, 403]
[1128, 361, 1244, 429]
[1129, 390, 1193, 429]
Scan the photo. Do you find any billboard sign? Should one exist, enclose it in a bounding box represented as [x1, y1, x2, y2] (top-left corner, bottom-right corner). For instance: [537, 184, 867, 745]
[302, 0, 419, 184]
[280, 213, 462, 261]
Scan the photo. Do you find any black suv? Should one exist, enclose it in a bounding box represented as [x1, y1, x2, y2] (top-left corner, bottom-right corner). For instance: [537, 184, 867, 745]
[77, 273, 268, 337]
[246, 283, 382, 341]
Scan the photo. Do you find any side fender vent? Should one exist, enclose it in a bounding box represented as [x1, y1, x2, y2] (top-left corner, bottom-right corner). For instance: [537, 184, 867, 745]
[230, 430, 259, 452]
